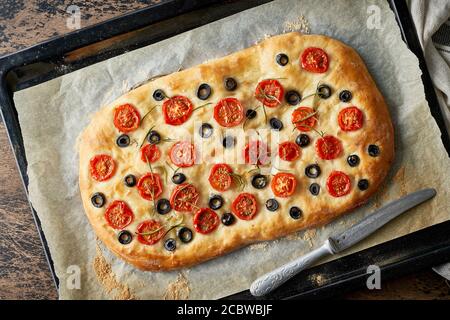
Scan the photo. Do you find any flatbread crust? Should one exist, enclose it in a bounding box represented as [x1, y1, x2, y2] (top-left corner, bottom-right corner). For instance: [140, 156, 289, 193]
[78, 32, 394, 271]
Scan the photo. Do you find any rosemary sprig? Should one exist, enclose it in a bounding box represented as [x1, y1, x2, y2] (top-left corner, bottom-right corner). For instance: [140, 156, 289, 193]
[141, 105, 158, 123]
[192, 102, 213, 113]
[242, 105, 261, 130]
[262, 104, 268, 124]
[139, 125, 155, 149]
[153, 165, 168, 184]
[136, 213, 184, 237]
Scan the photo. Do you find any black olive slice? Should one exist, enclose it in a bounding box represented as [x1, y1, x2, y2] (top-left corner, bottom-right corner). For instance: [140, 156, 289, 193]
[147, 130, 161, 144]
[224, 77, 237, 91]
[339, 90, 352, 102]
[309, 183, 321, 196]
[153, 89, 166, 101]
[156, 198, 171, 215]
[305, 164, 321, 178]
[368, 144, 380, 157]
[222, 136, 236, 148]
[124, 174, 137, 187]
[265, 198, 279, 212]
[209, 195, 224, 210]
[91, 192, 105, 208]
[285, 90, 301, 105]
[199, 123, 213, 138]
[246, 109, 257, 119]
[177, 227, 193, 243]
[269, 117, 283, 131]
[116, 134, 130, 148]
[164, 238, 177, 251]
[317, 84, 332, 99]
[118, 230, 133, 245]
[358, 179, 369, 191]
[172, 172, 186, 185]
[289, 206, 303, 219]
[221, 212, 235, 226]
[197, 83, 212, 100]
[295, 134, 310, 147]
[347, 154, 360, 167]
[251, 174, 268, 189]
[276, 53, 289, 66]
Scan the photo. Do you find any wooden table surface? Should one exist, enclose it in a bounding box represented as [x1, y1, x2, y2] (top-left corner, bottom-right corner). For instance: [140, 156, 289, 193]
[0, 0, 449, 300]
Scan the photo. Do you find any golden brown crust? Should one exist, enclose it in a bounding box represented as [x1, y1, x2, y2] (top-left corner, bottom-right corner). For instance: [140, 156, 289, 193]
[78, 32, 394, 271]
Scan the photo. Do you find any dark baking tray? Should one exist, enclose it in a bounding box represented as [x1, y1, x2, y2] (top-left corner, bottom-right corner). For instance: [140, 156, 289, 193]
[0, 0, 448, 299]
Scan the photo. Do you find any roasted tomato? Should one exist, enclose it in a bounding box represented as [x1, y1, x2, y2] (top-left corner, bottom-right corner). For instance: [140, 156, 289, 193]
[140, 144, 161, 163]
[208, 164, 233, 192]
[104, 200, 134, 229]
[231, 193, 258, 220]
[170, 183, 200, 212]
[278, 142, 301, 161]
[255, 79, 284, 108]
[327, 171, 351, 197]
[169, 141, 196, 168]
[162, 95, 194, 126]
[315, 135, 343, 160]
[136, 220, 165, 245]
[90, 154, 116, 182]
[213, 97, 244, 127]
[338, 106, 364, 131]
[292, 106, 317, 132]
[137, 173, 163, 200]
[271, 173, 297, 198]
[193, 208, 220, 234]
[243, 140, 271, 165]
[113, 103, 140, 133]
[301, 47, 329, 73]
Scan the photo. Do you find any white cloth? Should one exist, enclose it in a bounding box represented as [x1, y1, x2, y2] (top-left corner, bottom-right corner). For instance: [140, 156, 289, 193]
[408, 0, 450, 281]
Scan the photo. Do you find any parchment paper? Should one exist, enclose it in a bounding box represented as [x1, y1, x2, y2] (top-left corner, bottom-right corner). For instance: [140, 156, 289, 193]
[13, 0, 450, 299]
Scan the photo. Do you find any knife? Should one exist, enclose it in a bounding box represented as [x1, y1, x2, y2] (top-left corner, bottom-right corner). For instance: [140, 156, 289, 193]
[250, 188, 437, 297]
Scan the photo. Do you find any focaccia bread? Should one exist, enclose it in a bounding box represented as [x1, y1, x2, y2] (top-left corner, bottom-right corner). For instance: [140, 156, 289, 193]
[78, 32, 394, 271]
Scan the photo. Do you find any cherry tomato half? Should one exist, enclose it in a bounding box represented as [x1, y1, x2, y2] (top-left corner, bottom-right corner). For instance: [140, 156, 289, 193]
[193, 208, 220, 234]
[170, 183, 200, 212]
[271, 173, 297, 198]
[162, 95, 194, 126]
[137, 220, 165, 245]
[292, 106, 317, 132]
[90, 154, 116, 182]
[232, 193, 258, 220]
[104, 200, 134, 229]
[208, 164, 233, 192]
[137, 173, 163, 201]
[327, 171, 351, 197]
[213, 97, 244, 127]
[141, 144, 161, 163]
[255, 79, 284, 108]
[278, 142, 301, 161]
[338, 106, 364, 131]
[113, 103, 141, 133]
[243, 141, 271, 165]
[169, 141, 196, 168]
[315, 135, 343, 160]
[301, 47, 329, 73]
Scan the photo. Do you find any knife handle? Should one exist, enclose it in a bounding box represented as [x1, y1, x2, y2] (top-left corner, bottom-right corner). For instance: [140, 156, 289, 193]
[250, 240, 334, 297]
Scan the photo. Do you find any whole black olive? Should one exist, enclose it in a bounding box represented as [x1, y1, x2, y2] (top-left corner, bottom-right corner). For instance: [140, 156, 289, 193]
[347, 154, 360, 167]
[124, 174, 137, 187]
[221, 212, 235, 226]
[269, 117, 283, 131]
[156, 198, 171, 214]
[91, 192, 105, 208]
[339, 90, 352, 102]
[147, 130, 161, 144]
[295, 134, 310, 147]
[276, 53, 289, 66]
[305, 164, 321, 178]
[164, 238, 177, 251]
[153, 89, 166, 101]
[309, 183, 321, 196]
[358, 179, 369, 191]
[246, 109, 257, 119]
[317, 84, 332, 99]
[289, 206, 303, 219]
[199, 123, 213, 138]
[285, 90, 301, 105]
[118, 230, 133, 245]
[197, 83, 212, 100]
[222, 136, 236, 148]
[368, 145, 380, 157]
[224, 77, 237, 91]
[172, 172, 186, 185]
[116, 134, 130, 148]
[177, 227, 193, 243]
[209, 195, 224, 210]
[251, 174, 268, 189]
[265, 198, 279, 212]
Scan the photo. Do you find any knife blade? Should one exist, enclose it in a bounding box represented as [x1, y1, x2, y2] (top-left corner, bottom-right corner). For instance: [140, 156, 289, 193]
[250, 188, 436, 297]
